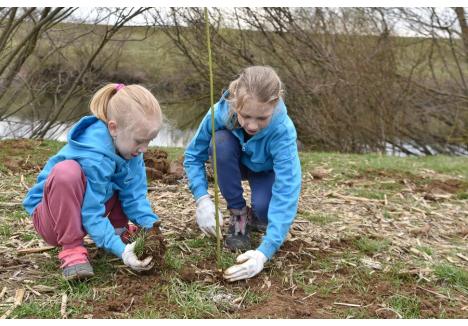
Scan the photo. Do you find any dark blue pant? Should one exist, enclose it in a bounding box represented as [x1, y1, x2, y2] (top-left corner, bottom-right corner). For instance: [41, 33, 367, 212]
[209, 130, 275, 223]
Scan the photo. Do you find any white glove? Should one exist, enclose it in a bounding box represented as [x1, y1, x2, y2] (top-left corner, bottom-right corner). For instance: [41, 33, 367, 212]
[223, 250, 267, 282]
[196, 194, 223, 237]
[122, 242, 154, 271]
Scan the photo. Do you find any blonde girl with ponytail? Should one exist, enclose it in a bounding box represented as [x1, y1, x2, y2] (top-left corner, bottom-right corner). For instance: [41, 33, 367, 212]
[23, 83, 163, 280]
[184, 66, 302, 282]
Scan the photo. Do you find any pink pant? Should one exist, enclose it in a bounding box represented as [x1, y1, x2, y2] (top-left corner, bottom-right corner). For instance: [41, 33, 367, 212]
[32, 160, 129, 250]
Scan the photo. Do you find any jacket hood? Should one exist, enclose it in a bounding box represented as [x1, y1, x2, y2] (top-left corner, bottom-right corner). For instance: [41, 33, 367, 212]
[67, 115, 126, 165]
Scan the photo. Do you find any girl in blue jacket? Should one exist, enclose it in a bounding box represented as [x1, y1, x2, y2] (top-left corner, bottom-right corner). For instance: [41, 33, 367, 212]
[23, 84, 162, 280]
[184, 66, 302, 281]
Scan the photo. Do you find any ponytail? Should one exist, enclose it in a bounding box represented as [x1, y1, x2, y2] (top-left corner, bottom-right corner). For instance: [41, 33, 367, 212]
[89, 84, 120, 123]
[89, 83, 161, 129]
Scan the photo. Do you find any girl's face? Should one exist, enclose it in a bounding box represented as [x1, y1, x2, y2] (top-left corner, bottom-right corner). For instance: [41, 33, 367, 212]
[236, 99, 276, 136]
[108, 115, 160, 160]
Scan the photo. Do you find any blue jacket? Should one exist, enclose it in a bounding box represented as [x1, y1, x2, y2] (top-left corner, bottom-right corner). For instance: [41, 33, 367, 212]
[184, 92, 302, 259]
[23, 116, 158, 258]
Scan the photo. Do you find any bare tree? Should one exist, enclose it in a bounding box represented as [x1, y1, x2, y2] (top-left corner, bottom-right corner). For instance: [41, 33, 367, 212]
[0, 7, 151, 139]
[150, 7, 467, 155]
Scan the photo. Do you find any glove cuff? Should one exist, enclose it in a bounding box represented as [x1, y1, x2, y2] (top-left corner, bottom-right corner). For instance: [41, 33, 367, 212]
[255, 250, 268, 264]
[196, 194, 210, 206]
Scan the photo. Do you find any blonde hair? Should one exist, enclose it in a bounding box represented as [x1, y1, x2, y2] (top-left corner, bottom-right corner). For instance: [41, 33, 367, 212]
[226, 66, 284, 128]
[89, 84, 162, 129]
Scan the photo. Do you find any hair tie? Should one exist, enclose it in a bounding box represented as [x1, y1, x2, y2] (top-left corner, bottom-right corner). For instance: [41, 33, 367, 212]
[115, 83, 125, 91]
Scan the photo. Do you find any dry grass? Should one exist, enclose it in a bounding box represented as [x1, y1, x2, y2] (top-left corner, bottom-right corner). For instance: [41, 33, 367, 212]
[0, 140, 467, 318]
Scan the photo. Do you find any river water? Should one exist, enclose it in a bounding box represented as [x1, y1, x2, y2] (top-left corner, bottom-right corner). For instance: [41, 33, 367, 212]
[0, 116, 196, 148]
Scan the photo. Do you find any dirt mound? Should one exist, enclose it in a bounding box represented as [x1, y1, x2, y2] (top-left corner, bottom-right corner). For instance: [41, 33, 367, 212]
[144, 149, 184, 184]
[3, 157, 42, 173]
[419, 179, 467, 194]
[0, 139, 40, 151]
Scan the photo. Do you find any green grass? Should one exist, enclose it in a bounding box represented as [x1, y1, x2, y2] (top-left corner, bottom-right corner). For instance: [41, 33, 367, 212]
[133, 309, 163, 319]
[19, 232, 36, 241]
[153, 146, 184, 161]
[416, 245, 433, 256]
[298, 211, 339, 225]
[433, 263, 468, 292]
[299, 152, 468, 180]
[455, 192, 468, 200]
[350, 188, 386, 200]
[385, 262, 416, 288]
[292, 270, 319, 294]
[165, 278, 218, 318]
[388, 294, 421, 318]
[348, 271, 371, 295]
[11, 302, 62, 318]
[36, 250, 115, 299]
[1, 139, 467, 318]
[219, 251, 237, 270]
[185, 237, 211, 249]
[318, 277, 342, 295]
[133, 233, 147, 259]
[0, 224, 12, 238]
[354, 236, 390, 255]
[164, 246, 183, 271]
[242, 288, 270, 305]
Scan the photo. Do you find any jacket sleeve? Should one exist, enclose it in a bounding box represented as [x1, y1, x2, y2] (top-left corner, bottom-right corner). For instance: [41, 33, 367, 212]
[80, 158, 127, 258]
[257, 127, 302, 260]
[184, 105, 225, 200]
[118, 155, 158, 229]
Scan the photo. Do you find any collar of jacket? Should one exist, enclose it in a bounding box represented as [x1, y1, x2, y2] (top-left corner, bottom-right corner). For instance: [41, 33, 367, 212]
[67, 115, 128, 168]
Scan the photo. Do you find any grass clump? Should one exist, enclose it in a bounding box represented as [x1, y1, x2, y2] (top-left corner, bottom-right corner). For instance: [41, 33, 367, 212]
[299, 211, 339, 225]
[165, 278, 218, 318]
[433, 263, 468, 292]
[354, 236, 390, 255]
[388, 294, 421, 318]
[11, 302, 61, 318]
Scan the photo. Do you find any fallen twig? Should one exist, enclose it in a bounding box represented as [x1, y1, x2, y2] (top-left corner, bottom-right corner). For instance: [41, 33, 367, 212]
[456, 253, 468, 262]
[0, 288, 25, 319]
[0, 202, 23, 208]
[328, 192, 384, 203]
[416, 286, 450, 300]
[0, 287, 6, 300]
[25, 285, 41, 297]
[300, 292, 317, 301]
[123, 297, 135, 313]
[60, 293, 68, 319]
[17, 246, 55, 255]
[333, 302, 362, 307]
[375, 307, 402, 318]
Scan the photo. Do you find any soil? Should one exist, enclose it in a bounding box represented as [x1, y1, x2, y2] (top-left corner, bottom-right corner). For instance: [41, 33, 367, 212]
[144, 149, 184, 184]
[84, 237, 464, 319]
[1, 140, 466, 318]
[135, 221, 166, 273]
[419, 179, 467, 194]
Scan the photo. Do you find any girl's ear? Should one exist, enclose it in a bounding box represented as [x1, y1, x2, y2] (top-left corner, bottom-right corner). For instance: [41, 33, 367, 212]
[108, 120, 118, 137]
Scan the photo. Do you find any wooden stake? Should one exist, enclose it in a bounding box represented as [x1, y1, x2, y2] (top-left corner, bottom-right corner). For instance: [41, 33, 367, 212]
[204, 7, 222, 269]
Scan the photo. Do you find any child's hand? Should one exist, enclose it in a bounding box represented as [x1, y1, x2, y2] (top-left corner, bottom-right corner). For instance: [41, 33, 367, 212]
[122, 242, 154, 271]
[223, 250, 267, 282]
[195, 195, 224, 237]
